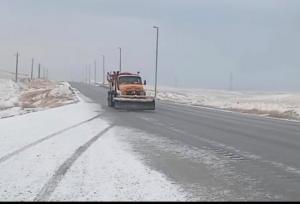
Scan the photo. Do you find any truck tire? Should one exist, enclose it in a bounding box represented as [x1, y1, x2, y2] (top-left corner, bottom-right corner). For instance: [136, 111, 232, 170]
[107, 91, 115, 107]
[107, 91, 112, 107]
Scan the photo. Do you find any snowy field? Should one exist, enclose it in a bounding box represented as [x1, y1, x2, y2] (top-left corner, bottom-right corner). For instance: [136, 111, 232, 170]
[0, 84, 187, 201]
[146, 86, 300, 120]
[0, 79, 76, 118]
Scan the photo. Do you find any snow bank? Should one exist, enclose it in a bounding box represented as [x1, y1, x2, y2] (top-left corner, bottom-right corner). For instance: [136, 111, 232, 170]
[20, 80, 76, 109]
[48, 82, 73, 98]
[0, 79, 20, 110]
[0, 79, 76, 119]
[146, 86, 300, 120]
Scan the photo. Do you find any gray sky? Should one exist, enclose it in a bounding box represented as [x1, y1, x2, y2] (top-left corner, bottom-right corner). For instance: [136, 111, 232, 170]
[0, 0, 300, 91]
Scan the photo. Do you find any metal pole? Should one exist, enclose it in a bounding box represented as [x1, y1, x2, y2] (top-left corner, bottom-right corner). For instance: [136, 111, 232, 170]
[153, 26, 159, 98]
[85, 66, 87, 84]
[15, 52, 19, 82]
[43, 67, 45, 79]
[31, 58, 34, 80]
[38, 64, 41, 79]
[94, 60, 97, 84]
[118, 47, 122, 72]
[82, 66, 85, 83]
[230, 72, 233, 91]
[102, 55, 105, 85]
[89, 64, 91, 85]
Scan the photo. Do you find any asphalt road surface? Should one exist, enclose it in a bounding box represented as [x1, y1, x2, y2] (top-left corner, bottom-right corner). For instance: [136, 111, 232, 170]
[71, 82, 300, 201]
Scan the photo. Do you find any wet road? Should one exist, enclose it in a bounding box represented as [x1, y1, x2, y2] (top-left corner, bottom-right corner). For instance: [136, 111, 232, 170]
[72, 82, 300, 201]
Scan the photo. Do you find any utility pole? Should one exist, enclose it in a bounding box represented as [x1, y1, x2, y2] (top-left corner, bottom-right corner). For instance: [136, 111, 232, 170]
[83, 66, 85, 83]
[118, 47, 122, 72]
[15, 52, 19, 82]
[102, 55, 105, 85]
[46, 69, 48, 80]
[83, 66, 86, 83]
[94, 60, 97, 84]
[42, 67, 45, 79]
[153, 26, 159, 98]
[89, 64, 91, 85]
[31, 58, 34, 80]
[174, 77, 178, 88]
[85, 65, 88, 84]
[229, 72, 233, 91]
[38, 64, 41, 79]
[68, 67, 71, 82]
[82, 66, 85, 83]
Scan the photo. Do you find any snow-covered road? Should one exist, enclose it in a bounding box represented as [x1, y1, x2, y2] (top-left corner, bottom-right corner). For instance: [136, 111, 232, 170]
[69, 83, 300, 201]
[3, 80, 300, 201]
[0, 91, 187, 201]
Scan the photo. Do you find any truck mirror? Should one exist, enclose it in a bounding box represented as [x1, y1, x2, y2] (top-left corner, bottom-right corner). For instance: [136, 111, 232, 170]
[144, 80, 147, 85]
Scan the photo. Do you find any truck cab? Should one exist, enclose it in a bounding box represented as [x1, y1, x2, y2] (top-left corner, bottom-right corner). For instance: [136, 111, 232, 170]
[117, 74, 146, 96]
[107, 71, 155, 110]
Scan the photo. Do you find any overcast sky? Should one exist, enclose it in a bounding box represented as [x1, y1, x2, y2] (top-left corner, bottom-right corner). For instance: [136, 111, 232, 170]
[0, 0, 300, 91]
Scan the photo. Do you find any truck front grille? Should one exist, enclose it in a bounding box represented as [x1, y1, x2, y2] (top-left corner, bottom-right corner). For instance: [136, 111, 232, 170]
[126, 91, 142, 95]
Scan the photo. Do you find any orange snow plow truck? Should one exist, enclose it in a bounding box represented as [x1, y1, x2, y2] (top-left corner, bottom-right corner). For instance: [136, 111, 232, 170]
[107, 71, 155, 110]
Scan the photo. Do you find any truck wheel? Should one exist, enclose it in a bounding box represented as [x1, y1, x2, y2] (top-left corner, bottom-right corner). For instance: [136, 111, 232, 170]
[107, 91, 115, 107]
[110, 92, 115, 107]
[107, 91, 112, 107]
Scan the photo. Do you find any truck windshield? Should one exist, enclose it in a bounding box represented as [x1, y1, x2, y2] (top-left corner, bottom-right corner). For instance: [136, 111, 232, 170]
[119, 76, 142, 85]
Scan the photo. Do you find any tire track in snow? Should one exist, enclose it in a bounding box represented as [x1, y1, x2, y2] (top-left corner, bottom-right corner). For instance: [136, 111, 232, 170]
[34, 125, 114, 201]
[0, 113, 103, 164]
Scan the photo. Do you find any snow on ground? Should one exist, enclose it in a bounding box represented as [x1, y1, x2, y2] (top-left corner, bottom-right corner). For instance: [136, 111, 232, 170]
[0, 89, 187, 201]
[50, 127, 187, 201]
[0, 79, 76, 119]
[146, 86, 300, 120]
[0, 79, 20, 110]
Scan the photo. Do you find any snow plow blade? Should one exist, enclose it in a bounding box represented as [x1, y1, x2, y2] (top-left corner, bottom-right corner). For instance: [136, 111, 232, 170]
[114, 97, 155, 110]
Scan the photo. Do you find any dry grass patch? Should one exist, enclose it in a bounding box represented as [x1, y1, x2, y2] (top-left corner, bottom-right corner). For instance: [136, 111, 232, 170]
[19, 80, 75, 109]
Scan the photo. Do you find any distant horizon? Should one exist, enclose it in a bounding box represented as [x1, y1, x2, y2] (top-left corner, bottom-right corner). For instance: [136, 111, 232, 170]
[1, 68, 300, 93]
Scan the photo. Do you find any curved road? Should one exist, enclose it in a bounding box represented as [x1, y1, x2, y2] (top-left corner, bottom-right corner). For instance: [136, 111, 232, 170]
[72, 82, 300, 201]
